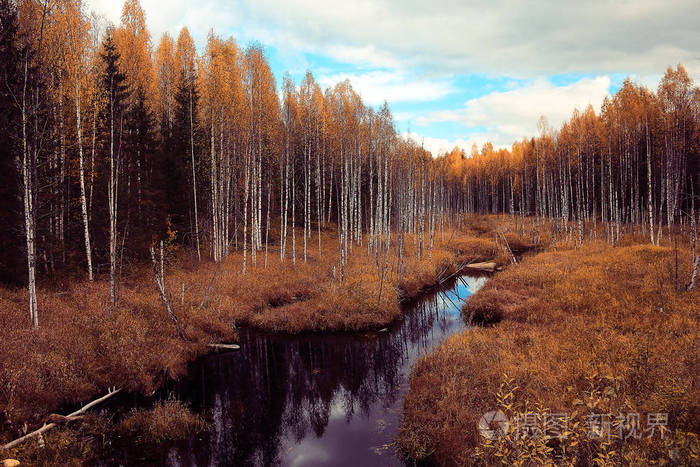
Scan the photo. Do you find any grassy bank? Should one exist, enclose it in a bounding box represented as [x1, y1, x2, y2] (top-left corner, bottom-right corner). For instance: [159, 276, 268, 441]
[0, 219, 524, 462]
[398, 240, 700, 465]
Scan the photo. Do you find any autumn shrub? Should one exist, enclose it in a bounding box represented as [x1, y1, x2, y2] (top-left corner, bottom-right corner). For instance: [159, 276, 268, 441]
[114, 398, 207, 447]
[472, 375, 700, 466]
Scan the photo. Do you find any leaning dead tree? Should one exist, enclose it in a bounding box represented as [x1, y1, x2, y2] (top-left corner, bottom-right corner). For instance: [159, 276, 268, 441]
[1, 387, 121, 451]
[150, 242, 186, 340]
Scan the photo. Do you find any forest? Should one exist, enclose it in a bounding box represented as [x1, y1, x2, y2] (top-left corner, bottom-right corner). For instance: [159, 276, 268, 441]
[0, 0, 698, 465]
[2, 0, 698, 323]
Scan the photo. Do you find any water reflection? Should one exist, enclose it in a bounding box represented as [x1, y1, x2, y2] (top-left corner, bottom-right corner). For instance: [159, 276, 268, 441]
[168, 275, 487, 467]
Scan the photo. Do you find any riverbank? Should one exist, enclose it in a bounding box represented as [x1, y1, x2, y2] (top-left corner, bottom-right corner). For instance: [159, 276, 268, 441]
[398, 240, 700, 465]
[0, 217, 528, 463]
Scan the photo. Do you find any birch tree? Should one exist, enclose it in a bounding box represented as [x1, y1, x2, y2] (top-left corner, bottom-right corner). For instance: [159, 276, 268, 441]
[62, 0, 94, 280]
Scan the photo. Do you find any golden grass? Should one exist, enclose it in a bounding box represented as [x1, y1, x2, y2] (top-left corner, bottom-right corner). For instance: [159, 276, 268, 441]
[398, 240, 700, 465]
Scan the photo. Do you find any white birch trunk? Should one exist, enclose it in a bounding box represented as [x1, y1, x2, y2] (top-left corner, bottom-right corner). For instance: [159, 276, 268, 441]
[108, 77, 118, 307]
[75, 81, 93, 281]
[190, 90, 201, 262]
[22, 61, 38, 328]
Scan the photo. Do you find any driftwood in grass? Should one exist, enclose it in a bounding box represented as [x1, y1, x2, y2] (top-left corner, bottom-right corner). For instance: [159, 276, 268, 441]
[466, 261, 497, 272]
[208, 343, 240, 351]
[1, 388, 121, 451]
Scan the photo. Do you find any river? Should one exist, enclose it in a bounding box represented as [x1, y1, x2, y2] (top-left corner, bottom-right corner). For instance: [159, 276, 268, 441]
[119, 275, 486, 466]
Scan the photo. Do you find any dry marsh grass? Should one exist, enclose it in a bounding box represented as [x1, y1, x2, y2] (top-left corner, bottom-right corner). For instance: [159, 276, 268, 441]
[398, 240, 700, 465]
[1, 220, 526, 456]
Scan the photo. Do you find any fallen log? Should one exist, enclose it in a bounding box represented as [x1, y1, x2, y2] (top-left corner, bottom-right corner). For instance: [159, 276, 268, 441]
[45, 414, 84, 425]
[465, 261, 497, 272]
[208, 343, 240, 351]
[1, 388, 121, 451]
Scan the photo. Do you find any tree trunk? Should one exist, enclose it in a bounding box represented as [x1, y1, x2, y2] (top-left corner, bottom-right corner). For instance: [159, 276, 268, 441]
[21, 60, 38, 328]
[190, 89, 201, 262]
[75, 81, 93, 281]
[108, 77, 118, 307]
[646, 120, 654, 244]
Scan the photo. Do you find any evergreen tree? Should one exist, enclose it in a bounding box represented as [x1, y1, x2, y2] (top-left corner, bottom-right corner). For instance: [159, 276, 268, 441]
[124, 87, 160, 252]
[99, 29, 128, 304]
[161, 72, 199, 243]
[0, 0, 24, 283]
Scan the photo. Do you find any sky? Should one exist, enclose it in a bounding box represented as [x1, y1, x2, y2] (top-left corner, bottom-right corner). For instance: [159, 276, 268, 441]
[85, 0, 700, 156]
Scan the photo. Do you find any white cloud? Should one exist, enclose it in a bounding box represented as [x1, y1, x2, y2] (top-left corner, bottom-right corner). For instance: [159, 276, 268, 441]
[323, 44, 402, 69]
[418, 76, 612, 148]
[84, 0, 241, 48]
[86, 0, 700, 77]
[318, 71, 453, 106]
[239, 0, 700, 77]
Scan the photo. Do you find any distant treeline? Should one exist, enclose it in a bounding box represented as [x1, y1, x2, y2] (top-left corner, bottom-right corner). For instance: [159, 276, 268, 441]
[444, 67, 699, 246]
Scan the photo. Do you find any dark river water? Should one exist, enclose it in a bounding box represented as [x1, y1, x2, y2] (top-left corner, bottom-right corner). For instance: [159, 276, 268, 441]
[132, 275, 486, 466]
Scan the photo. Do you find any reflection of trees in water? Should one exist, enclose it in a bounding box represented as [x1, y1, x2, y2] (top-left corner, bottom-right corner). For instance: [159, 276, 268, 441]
[170, 278, 472, 466]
